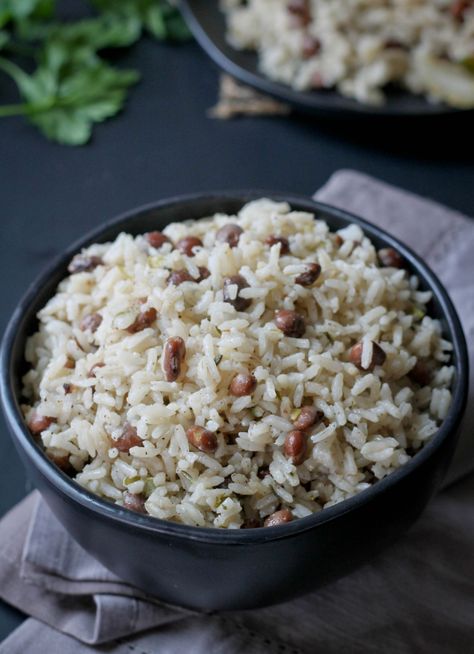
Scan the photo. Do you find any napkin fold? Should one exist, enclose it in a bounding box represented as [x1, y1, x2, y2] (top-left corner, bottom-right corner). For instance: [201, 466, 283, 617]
[210, 75, 291, 119]
[1, 171, 473, 653]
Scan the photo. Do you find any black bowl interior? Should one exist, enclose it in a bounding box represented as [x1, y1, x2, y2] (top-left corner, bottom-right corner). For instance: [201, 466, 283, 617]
[1, 191, 469, 545]
[180, 0, 466, 118]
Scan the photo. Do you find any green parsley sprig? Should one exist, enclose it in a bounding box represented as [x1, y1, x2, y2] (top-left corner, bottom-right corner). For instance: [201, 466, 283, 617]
[0, 0, 190, 145]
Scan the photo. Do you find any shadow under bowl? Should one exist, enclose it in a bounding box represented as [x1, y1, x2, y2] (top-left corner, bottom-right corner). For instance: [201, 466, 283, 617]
[0, 192, 468, 611]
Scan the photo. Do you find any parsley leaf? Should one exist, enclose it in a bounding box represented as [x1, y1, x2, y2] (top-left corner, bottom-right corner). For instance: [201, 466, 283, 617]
[0, 36, 139, 144]
[15, 9, 142, 50]
[0, 0, 191, 145]
[30, 63, 140, 144]
[42, 13, 142, 53]
[0, 0, 55, 28]
[91, 0, 191, 41]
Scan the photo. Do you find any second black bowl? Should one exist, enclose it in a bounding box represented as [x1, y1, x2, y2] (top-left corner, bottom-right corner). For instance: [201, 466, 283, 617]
[181, 0, 465, 118]
[0, 192, 468, 611]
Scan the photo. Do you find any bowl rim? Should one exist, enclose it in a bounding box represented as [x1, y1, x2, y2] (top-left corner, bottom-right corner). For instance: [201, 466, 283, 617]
[0, 190, 469, 545]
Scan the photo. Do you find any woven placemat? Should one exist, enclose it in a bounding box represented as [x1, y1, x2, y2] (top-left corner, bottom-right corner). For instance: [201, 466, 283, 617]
[209, 75, 291, 119]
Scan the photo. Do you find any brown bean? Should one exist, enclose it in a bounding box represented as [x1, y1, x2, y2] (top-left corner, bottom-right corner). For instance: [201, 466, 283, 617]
[68, 254, 103, 274]
[284, 430, 307, 465]
[163, 336, 186, 382]
[177, 236, 203, 257]
[169, 267, 209, 286]
[216, 223, 243, 248]
[115, 423, 143, 452]
[80, 312, 102, 333]
[287, 0, 311, 26]
[384, 39, 407, 50]
[65, 357, 75, 369]
[275, 309, 306, 337]
[223, 275, 252, 311]
[295, 263, 321, 287]
[311, 71, 324, 89]
[265, 235, 290, 255]
[146, 231, 173, 249]
[408, 360, 432, 386]
[88, 362, 105, 378]
[126, 307, 157, 334]
[123, 492, 146, 514]
[293, 405, 322, 431]
[169, 269, 194, 286]
[349, 340, 386, 371]
[302, 34, 321, 58]
[197, 266, 210, 281]
[186, 426, 218, 453]
[48, 453, 72, 473]
[28, 412, 56, 435]
[230, 372, 257, 397]
[450, 0, 473, 21]
[378, 247, 405, 269]
[348, 343, 364, 368]
[287, 0, 309, 13]
[264, 508, 293, 527]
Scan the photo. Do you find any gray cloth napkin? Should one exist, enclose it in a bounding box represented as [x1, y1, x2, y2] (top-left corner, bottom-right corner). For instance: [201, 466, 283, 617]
[2, 479, 474, 654]
[1, 171, 473, 653]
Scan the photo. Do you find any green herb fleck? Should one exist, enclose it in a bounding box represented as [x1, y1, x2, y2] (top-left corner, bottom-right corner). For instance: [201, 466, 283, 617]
[143, 477, 155, 497]
[290, 408, 301, 421]
[123, 475, 141, 485]
[411, 306, 425, 322]
[214, 354, 223, 366]
[148, 255, 165, 268]
[462, 56, 474, 75]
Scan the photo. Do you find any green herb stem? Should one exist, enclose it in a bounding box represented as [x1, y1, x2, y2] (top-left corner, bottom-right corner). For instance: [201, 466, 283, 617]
[0, 55, 32, 88]
[0, 102, 30, 117]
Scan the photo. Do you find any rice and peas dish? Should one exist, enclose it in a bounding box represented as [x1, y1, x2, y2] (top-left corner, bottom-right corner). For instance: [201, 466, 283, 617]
[22, 199, 453, 529]
[221, 0, 474, 108]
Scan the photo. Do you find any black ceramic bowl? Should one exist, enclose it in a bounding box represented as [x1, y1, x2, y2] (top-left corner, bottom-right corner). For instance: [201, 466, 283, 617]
[180, 0, 464, 117]
[0, 192, 468, 612]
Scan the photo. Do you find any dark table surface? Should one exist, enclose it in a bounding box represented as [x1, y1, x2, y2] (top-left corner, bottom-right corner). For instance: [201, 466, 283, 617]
[1, 24, 474, 644]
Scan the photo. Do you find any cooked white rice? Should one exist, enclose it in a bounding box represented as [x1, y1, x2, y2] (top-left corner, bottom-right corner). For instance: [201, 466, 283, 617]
[22, 199, 453, 529]
[222, 0, 474, 107]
